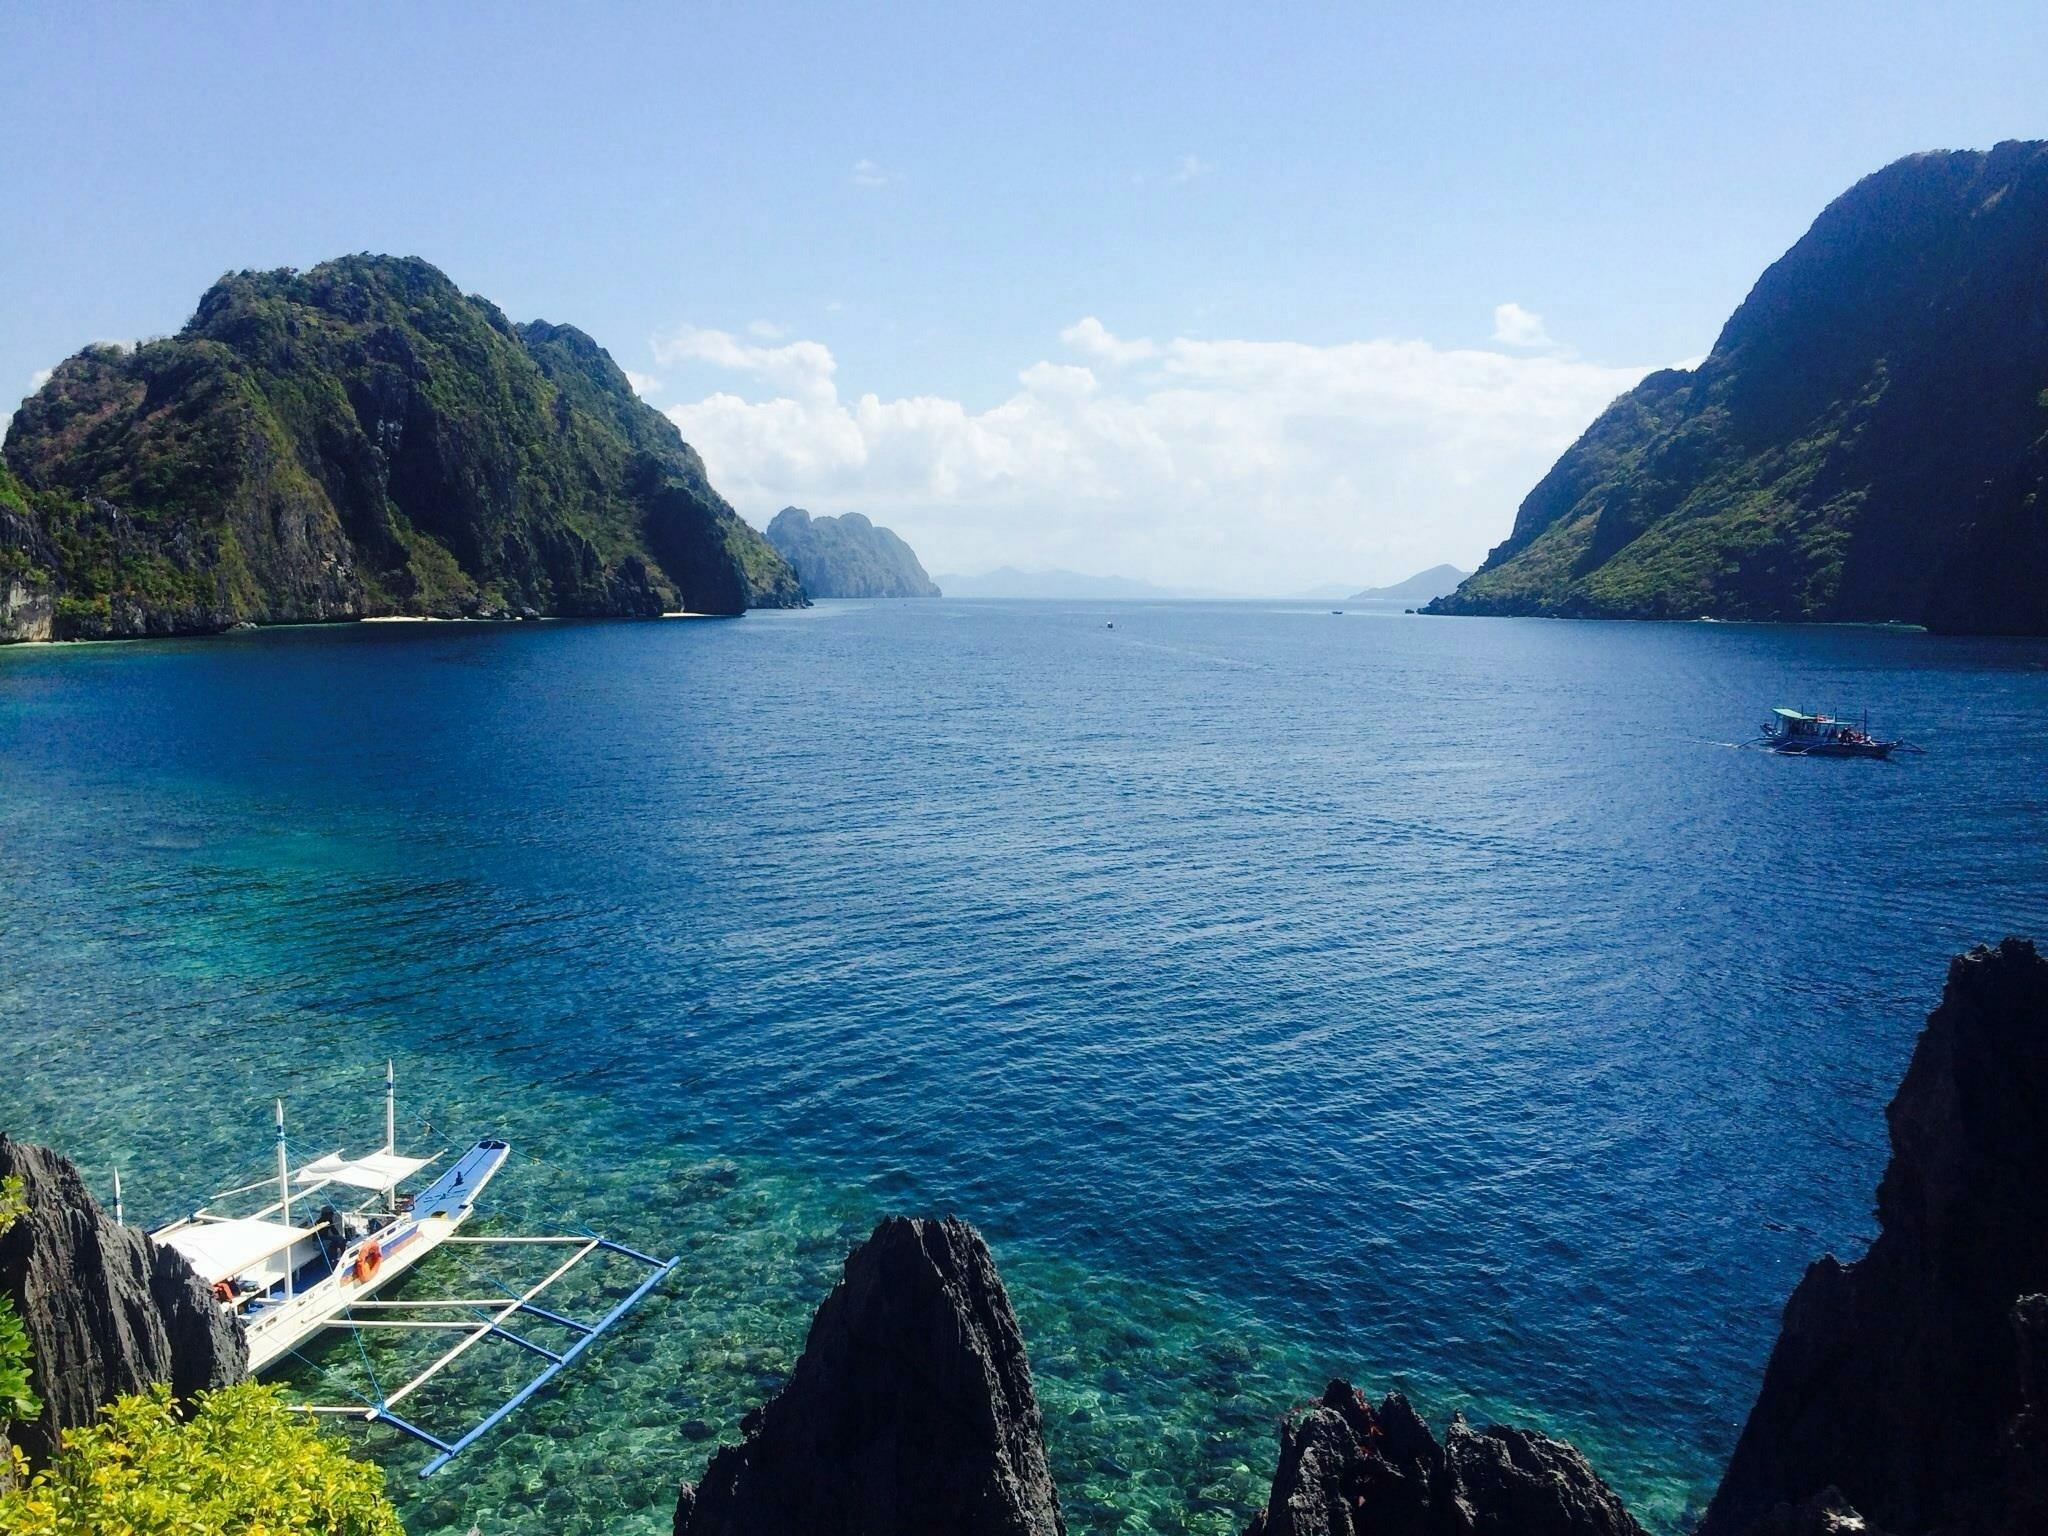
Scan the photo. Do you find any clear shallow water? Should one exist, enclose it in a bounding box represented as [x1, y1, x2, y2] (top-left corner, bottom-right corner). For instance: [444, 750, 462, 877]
[2, 603, 2045, 1534]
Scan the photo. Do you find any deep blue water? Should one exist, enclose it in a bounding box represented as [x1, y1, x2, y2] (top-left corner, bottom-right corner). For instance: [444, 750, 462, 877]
[2, 603, 2045, 1534]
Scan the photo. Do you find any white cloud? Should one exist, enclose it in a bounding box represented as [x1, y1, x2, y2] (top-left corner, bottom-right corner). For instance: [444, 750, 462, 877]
[624, 370, 662, 399]
[27, 367, 52, 393]
[747, 320, 786, 339]
[849, 157, 897, 189]
[652, 324, 838, 403]
[1170, 153, 1211, 183]
[1059, 317, 1156, 367]
[1491, 302, 1553, 349]
[664, 319, 1653, 590]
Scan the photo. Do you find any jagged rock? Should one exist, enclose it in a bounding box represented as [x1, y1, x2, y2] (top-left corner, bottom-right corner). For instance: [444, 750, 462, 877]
[675, 1215, 1063, 1536]
[1243, 1380, 1644, 1536]
[0, 1136, 247, 1466]
[1703, 938, 2048, 1536]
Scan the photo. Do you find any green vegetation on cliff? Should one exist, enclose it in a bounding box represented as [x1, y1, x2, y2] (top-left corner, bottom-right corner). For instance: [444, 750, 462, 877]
[764, 506, 940, 598]
[0, 1384, 402, 1535]
[1, 255, 803, 640]
[1431, 142, 2048, 634]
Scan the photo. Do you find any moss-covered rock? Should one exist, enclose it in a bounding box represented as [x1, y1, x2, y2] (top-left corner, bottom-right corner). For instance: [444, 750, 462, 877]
[1, 255, 805, 640]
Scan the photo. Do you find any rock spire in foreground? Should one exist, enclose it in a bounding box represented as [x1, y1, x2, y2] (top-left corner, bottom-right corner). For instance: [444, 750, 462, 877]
[675, 1214, 1064, 1536]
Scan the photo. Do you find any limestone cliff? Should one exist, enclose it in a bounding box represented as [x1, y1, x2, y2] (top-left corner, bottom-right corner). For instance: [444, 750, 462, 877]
[0, 1136, 247, 1466]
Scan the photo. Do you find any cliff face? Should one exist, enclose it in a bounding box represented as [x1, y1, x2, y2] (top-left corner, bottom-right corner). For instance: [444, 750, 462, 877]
[764, 507, 940, 599]
[1243, 1381, 1644, 1536]
[1702, 938, 2048, 1536]
[0, 254, 803, 640]
[0, 1136, 247, 1466]
[1430, 142, 2048, 634]
[675, 1215, 1063, 1536]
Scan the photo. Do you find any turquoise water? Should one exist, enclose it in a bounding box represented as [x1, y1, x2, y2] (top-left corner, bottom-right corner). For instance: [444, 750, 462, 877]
[3, 604, 2045, 1533]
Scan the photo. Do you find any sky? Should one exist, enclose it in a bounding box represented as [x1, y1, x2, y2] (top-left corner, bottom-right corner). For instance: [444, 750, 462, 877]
[5, 2, 2047, 592]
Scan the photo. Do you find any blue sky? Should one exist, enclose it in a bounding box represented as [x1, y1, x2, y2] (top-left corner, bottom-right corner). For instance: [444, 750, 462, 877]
[6, 1, 2046, 589]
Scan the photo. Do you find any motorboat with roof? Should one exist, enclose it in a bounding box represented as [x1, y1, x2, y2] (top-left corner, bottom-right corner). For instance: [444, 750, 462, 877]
[144, 1064, 675, 1475]
[1758, 707, 1902, 759]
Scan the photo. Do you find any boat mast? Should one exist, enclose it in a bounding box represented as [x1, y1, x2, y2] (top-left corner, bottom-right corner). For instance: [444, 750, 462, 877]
[384, 1060, 398, 1214]
[276, 1099, 293, 1300]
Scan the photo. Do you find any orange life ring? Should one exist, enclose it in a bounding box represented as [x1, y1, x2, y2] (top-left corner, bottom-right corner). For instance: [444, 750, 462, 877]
[351, 1241, 383, 1285]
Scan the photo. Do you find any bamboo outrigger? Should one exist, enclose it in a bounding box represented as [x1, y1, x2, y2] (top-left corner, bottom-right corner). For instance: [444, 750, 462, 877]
[144, 1065, 675, 1476]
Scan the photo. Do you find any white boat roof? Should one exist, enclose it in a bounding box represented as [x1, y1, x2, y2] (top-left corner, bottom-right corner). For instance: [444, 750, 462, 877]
[161, 1218, 316, 1282]
[295, 1150, 430, 1191]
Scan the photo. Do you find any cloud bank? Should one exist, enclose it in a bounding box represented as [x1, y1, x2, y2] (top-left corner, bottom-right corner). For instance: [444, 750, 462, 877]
[663, 316, 1653, 590]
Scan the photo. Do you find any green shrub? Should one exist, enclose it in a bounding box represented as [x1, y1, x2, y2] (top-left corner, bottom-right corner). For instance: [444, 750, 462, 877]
[0, 1176, 37, 1429]
[0, 1383, 402, 1536]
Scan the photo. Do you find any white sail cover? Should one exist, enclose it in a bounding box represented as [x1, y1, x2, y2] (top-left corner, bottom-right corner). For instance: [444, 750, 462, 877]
[160, 1218, 315, 1283]
[295, 1151, 428, 1191]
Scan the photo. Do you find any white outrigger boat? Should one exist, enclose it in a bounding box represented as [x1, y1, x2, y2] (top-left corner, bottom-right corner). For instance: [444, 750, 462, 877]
[1758, 706, 1904, 759]
[147, 1065, 675, 1476]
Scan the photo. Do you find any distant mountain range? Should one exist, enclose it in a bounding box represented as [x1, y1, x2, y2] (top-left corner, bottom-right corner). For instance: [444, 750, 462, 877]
[1346, 564, 1469, 603]
[1430, 142, 2048, 634]
[765, 507, 939, 598]
[936, 564, 1468, 601]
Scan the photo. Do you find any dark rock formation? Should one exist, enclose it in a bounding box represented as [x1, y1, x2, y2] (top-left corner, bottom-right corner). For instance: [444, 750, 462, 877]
[0, 1136, 247, 1466]
[764, 507, 940, 598]
[0, 254, 803, 640]
[1243, 1380, 1644, 1536]
[675, 1215, 1063, 1536]
[1429, 142, 2048, 633]
[1702, 938, 2048, 1536]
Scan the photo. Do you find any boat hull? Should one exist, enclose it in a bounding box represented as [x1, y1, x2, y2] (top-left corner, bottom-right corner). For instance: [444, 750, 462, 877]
[244, 1140, 508, 1373]
[1767, 740, 1896, 759]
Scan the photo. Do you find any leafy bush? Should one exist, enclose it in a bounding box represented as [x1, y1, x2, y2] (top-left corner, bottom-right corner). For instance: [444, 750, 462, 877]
[0, 1176, 38, 1429]
[0, 1383, 403, 1536]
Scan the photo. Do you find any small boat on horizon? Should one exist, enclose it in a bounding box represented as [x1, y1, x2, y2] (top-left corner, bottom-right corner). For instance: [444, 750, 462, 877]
[1759, 706, 1900, 759]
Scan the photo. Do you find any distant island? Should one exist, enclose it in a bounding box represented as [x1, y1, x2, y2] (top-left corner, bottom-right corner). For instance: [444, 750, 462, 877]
[1428, 143, 2048, 635]
[1348, 564, 1469, 603]
[764, 507, 939, 598]
[0, 254, 804, 643]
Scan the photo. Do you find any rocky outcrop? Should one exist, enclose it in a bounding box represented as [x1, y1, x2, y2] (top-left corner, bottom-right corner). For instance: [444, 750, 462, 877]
[1702, 938, 2048, 1536]
[1430, 142, 2048, 633]
[675, 1215, 1063, 1536]
[1, 255, 803, 640]
[764, 507, 940, 599]
[1243, 1380, 1644, 1536]
[0, 1136, 247, 1466]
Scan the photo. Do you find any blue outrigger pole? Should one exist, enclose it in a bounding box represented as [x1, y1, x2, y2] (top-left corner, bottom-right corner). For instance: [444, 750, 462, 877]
[310, 1232, 677, 1476]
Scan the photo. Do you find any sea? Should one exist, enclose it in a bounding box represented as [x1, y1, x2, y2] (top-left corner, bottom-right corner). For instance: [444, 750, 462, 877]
[2, 601, 2044, 1535]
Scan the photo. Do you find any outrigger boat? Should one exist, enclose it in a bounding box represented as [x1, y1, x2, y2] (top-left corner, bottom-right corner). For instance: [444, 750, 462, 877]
[146, 1065, 675, 1476]
[1759, 707, 1901, 759]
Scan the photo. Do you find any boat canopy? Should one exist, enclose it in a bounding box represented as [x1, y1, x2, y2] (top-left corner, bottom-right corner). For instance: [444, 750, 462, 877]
[295, 1151, 431, 1191]
[161, 1218, 316, 1282]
